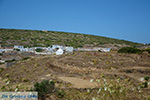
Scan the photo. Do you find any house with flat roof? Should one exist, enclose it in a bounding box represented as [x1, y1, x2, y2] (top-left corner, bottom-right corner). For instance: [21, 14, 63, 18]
[14, 45, 24, 49]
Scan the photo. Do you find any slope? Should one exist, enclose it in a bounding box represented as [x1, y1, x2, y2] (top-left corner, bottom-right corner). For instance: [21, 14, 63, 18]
[0, 28, 141, 48]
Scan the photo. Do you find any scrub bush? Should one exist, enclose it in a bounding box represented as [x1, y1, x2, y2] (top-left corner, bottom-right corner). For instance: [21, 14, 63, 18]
[32, 80, 55, 99]
[35, 48, 43, 52]
[118, 47, 143, 54]
[145, 48, 150, 53]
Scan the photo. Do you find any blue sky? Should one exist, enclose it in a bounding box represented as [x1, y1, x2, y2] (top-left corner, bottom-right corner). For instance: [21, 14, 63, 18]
[0, 0, 149, 43]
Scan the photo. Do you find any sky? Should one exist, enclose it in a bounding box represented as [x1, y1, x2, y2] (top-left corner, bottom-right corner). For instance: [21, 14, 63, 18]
[0, 0, 150, 43]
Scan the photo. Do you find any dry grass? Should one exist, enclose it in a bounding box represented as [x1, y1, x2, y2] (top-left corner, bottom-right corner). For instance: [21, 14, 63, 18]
[0, 51, 150, 99]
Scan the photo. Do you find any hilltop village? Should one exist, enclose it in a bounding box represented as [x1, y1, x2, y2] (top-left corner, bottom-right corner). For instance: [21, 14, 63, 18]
[0, 45, 111, 68]
[0, 45, 73, 55]
[0, 45, 111, 54]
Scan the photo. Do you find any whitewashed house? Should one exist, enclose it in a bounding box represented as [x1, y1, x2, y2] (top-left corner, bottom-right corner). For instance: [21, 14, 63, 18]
[99, 48, 111, 52]
[28, 48, 34, 52]
[65, 47, 74, 53]
[19, 48, 30, 52]
[0, 49, 13, 53]
[11, 45, 73, 55]
[51, 45, 65, 50]
[0, 49, 4, 53]
[0, 60, 5, 63]
[46, 47, 53, 52]
[56, 48, 64, 55]
[14, 45, 24, 49]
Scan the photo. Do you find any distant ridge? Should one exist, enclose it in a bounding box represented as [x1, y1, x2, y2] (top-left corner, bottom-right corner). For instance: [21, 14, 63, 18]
[0, 28, 142, 48]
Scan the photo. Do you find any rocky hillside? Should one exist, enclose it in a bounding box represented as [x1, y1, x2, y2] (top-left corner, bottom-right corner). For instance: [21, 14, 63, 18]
[0, 28, 142, 48]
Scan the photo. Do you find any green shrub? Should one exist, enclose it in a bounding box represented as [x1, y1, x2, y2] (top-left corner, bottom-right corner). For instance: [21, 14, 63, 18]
[92, 59, 98, 65]
[5, 73, 9, 77]
[56, 90, 65, 98]
[5, 59, 16, 62]
[22, 57, 30, 60]
[125, 70, 133, 73]
[140, 76, 149, 88]
[22, 78, 29, 82]
[141, 82, 148, 88]
[98, 50, 102, 52]
[35, 48, 43, 52]
[0, 53, 3, 56]
[144, 76, 149, 81]
[14, 48, 20, 51]
[118, 47, 143, 54]
[0, 62, 5, 65]
[32, 80, 55, 98]
[145, 48, 150, 53]
[0, 68, 4, 73]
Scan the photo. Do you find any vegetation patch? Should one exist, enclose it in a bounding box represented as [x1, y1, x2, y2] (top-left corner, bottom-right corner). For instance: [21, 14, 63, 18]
[139, 76, 150, 88]
[0, 29, 142, 48]
[31, 75, 150, 100]
[0, 62, 5, 65]
[0, 68, 4, 73]
[31, 80, 55, 99]
[118, 47, 143, 54]
[35, 48, 43, 52]
[22, 57, 31, 60]
[144, 48, 150, 54]
[0, 53, 3, 56]
[5, 59, 16, 62]
[125, 70, 133, 73]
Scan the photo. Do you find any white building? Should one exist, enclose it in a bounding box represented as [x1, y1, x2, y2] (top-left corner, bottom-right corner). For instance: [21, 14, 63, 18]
[19, 48, 30, 52]
[51, 45, 65, 50]
[56, 48, 64, 55]
[46, 47, 53, 52]
[99, 48, 111, 52]
[11, 45, 74, 55]
[14, 45, 24, 49]
[0, 60, 5, 63]
[0, 49, 3, 53]
[65, 47, 74, 53]
[0, 49, 13, 53]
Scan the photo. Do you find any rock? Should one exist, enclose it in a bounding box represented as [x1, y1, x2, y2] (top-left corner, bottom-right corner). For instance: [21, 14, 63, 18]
[41, 77, 46, 80]
[46, 74, 51, 77]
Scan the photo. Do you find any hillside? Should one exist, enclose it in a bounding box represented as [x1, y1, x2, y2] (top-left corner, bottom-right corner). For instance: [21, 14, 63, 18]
[1, 51, 150, 99]
[0, 28, 142, 48]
